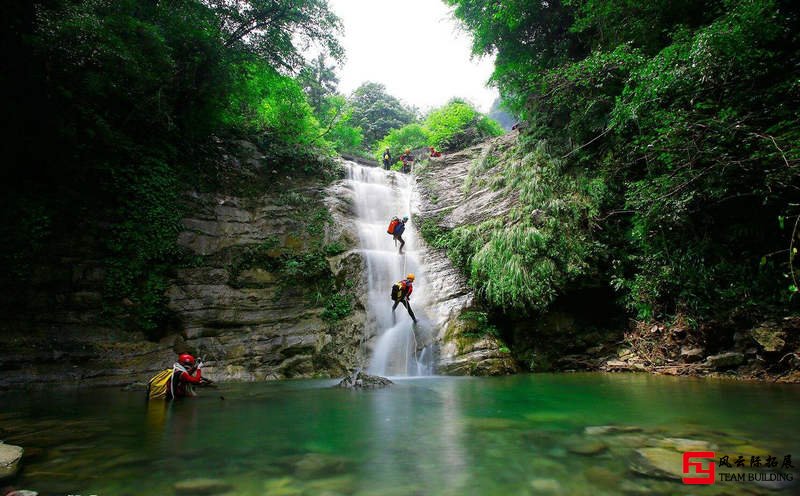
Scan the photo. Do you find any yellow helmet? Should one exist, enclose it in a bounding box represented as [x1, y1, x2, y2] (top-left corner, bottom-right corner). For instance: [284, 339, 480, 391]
[406, 273, 415, 281]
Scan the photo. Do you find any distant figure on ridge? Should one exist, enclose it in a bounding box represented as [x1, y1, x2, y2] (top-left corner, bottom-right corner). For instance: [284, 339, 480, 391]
[429, 146, 442, 158]
[399, 149, 413, 173]
[387, 216, 408, 254]
[382, 148, 392, 170]
[391, 273, 417, 323]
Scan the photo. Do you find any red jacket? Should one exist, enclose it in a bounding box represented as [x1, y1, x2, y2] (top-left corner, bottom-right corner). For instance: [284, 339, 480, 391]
[401, 280, 414, 299]
[169, 367, 202, 399]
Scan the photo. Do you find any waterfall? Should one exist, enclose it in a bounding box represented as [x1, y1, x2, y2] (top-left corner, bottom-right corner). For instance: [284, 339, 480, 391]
[343, 162, 434, 376]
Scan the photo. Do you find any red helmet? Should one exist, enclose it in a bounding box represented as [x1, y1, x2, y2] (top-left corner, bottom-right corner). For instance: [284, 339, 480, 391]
[178, 353, 196, 367]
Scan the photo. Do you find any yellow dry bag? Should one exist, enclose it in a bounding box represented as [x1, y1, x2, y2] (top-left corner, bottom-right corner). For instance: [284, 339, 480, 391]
[147, 368, 173, 400]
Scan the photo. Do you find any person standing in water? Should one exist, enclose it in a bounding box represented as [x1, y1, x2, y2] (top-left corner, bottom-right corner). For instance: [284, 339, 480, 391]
[168, 353, 204, 399]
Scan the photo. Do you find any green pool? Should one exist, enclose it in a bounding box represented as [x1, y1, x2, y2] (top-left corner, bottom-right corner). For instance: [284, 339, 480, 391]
[1, 373, 798, 495]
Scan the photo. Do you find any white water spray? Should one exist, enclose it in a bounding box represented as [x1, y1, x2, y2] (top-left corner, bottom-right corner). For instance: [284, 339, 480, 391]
[342, 162, 433, 376]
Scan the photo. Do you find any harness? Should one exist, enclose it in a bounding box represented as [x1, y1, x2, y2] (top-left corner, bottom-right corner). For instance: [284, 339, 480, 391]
[170, 363, 191, 399]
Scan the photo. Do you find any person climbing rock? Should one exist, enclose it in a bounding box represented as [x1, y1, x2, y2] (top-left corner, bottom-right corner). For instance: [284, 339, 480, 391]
[429, 146, 442, 158]
[389, 216, 408, 254]
[382, 148, 392, 170]
[147, 353, 210, 400]
[391, 273, 417, 323]
[399, 149, 413, 173]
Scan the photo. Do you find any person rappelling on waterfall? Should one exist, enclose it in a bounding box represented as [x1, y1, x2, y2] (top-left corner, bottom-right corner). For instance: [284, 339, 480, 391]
[382, 148, 393, 170]
[387, 216, 408, 254]
[391, 273, 417, 324]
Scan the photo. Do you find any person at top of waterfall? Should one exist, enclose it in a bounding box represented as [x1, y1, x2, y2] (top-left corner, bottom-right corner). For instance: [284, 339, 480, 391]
[382, 148, 392, 170]
[168, 353, 205, 399]
[391, 273, 417, 323]
[388, 216, 408, 254]
[400, 149, 413, 173]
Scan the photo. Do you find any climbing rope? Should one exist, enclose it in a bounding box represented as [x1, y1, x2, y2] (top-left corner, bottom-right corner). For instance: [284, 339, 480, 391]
[400, 158, 414, 278]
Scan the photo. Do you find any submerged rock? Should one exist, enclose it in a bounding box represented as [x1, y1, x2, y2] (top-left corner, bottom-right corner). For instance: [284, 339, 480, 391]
[584, 425, 643, 436]
[529, 478, 561, 493]
[304, 475, 356, 494]
[173, 478, 233, 495]
[467, 417, 524, 431]
[335, 370, 392, 389]
[630, 447, 684, 480]
[292, 452, 351, 479]
[263, 477, 304, 496]
[583, 466, 618, 488]
[0, 443, 24, 480]
[656, 437, 713, 452]
[565, 438, 608, 456]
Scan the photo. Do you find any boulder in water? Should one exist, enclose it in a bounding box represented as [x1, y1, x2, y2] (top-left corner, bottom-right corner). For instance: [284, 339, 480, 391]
[0, 443, 23, 480]
[335, 370, 392, 389]
[630, 447, 684, 480]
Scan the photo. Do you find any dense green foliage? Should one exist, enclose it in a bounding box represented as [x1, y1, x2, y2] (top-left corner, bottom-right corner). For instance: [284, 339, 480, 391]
[445, 0, 800, 323]
[374, 100, 504, 161]
[1, 0, 344, 332]
[298, 55, 365, 154]
[425, 100, 505, 151]
[349, 82, 417, 148]
[374, 124, 431, 161]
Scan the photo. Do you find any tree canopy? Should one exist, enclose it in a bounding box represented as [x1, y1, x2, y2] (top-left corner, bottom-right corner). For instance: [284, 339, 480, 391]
[445, 0, 800, 322]
[374, 100, 504, 161]
[348, 82, 417, 148]
[0, 0, 346, 332]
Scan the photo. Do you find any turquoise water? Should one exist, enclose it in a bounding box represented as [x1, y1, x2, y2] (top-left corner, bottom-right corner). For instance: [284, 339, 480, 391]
[1, 373, 799, 495]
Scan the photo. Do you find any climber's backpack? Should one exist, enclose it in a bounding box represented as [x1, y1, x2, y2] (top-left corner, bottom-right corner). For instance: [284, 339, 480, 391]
[390, 280, 406, 301]
[146, 368, 173, 400]
[387, 217, 400, 235]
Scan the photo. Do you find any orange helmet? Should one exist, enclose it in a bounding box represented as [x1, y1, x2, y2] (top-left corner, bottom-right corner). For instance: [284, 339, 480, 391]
[406, 273, 415, 281]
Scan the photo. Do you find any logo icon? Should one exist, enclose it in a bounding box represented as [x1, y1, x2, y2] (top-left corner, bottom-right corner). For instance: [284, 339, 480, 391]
[683, 451, 716, 484]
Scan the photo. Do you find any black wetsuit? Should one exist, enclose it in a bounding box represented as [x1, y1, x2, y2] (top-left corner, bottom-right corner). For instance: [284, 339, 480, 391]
[393, 220, 406, 254]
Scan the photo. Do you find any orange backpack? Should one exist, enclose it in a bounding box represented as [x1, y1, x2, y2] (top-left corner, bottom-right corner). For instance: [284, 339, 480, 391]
[387, 217, 400, 235]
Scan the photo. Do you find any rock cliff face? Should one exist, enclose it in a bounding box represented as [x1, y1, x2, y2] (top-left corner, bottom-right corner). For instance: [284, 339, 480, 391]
[0, 167, 366, 388]
[413, 134, 519, 375]
[164, 182, 366, 381]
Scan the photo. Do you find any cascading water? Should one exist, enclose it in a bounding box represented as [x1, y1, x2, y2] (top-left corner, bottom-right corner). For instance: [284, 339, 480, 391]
[342, 162, 434, 376]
